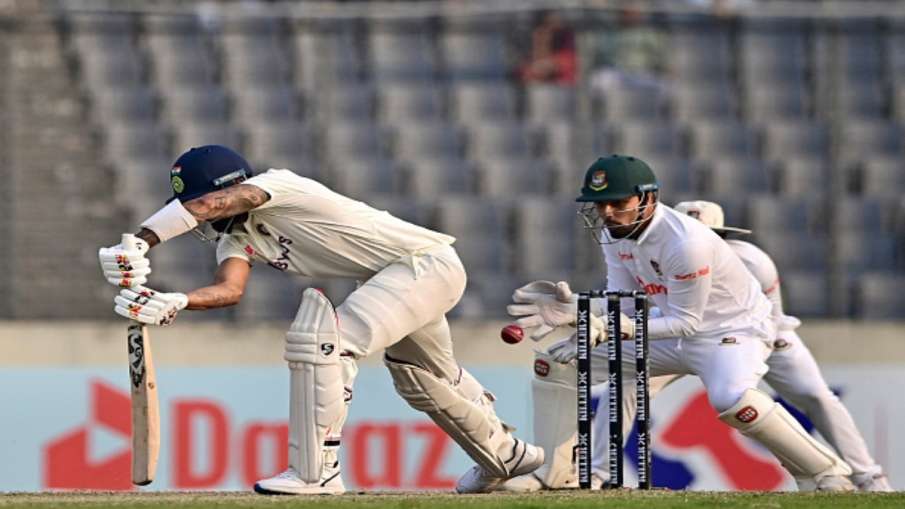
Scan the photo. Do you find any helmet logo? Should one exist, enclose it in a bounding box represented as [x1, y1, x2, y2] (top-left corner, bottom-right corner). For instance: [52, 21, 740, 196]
[686, 209, 701, 219]
[589, 170, 608, 191]
[171, 176, 185, 193]
[170, 165, 182, 175]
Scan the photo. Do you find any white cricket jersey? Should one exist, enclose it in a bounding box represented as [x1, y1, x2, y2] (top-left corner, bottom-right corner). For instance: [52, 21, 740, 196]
[216, 169, 455, 278]
[602, 204, 773, 342]
[727, 239, 802, 332]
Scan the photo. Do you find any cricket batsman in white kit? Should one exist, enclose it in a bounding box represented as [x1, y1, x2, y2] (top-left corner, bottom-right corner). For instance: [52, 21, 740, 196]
[97, 145, 543, 494]
[581, 199, 890, 491]
[504, 155, 854, 491]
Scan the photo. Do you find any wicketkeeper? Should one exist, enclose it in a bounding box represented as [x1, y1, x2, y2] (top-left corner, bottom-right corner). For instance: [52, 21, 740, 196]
[582, 200, 889, 491]
[503, 155, 855, 492]
[97, 145, 543, 494]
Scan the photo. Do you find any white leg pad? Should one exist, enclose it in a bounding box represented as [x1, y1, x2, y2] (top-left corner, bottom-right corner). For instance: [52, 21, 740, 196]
[385, 356, 513, 477]
[285, 288, 345, 483]
[530, 351, 579, 489]
[719, 388, 852, 483]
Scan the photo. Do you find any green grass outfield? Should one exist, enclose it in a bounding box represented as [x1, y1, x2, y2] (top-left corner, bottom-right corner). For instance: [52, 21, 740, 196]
[1, 491, 904, 509]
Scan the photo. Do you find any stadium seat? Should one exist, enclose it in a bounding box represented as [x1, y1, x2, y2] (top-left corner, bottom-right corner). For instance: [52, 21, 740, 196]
[293, 22, 365, 91]
[450, 83, 517, 122]
[322, 121, 390, 160]
[671, 85, 737, 121]
[779, 271, 832, 317]
[231, 86, 302, 124]
[475, 158, 555, 198]
[243, 121, 318, 174]
[597, 86, 668, 122]
[612, 122, 687, 159]
[760, 120, 830, 162]
[693, 159, 771, 195]
[441, 29, 508, 81]
[433, 198, 512, 272]
[327, 156, 403, 199]
[160, 87, 231, 123]
[770, 158, 829, 196]
[404, 157, 477, 197]
[755, 232, 830, 273]
[513, 198, 577, 274]
[391, 122, 467, 161]
[467, 123, 541, 162]
[143, 30, 217, 89]
[103, 123, 171, 162]
[312, 83, 377, 122]
[856, 272, 905, 319]
[368, 22, 439, 82]
[743, 85, 809, 122]
[378, 83, 447, 123]
[748, 195, 826, 234]
[526, 85, 577, 123]
[834, 232, 898, 275]
[172, 122, 243, 155]
[858, 158, 905, 197]
[687, 121, 761, 161]
[87, 86, 158, 123]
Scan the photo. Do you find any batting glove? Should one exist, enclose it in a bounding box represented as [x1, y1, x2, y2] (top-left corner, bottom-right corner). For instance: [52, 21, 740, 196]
[114, 285, 188, 326]
[98, 236, 151, 288]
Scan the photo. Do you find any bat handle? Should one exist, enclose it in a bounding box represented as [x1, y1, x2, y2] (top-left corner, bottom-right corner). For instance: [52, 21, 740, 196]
[122, 233, 138, 250]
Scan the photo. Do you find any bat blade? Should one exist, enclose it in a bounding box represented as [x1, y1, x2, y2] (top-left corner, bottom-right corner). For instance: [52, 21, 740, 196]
[127, 322, 160, 485]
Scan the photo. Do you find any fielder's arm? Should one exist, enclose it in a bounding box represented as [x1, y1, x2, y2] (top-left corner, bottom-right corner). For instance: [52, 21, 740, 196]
[185, 257, 252, 310]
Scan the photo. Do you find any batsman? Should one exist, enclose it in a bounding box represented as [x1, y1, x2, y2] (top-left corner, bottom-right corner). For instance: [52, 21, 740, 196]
[504, 155, 855, 492]
[97, 145, 543, 494]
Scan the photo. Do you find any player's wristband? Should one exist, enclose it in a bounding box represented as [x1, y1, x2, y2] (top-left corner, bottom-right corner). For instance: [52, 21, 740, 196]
[140, 199, 199, 242]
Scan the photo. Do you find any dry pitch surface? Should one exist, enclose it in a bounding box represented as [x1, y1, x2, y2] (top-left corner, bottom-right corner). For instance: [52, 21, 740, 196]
[1, 491, 904, 508]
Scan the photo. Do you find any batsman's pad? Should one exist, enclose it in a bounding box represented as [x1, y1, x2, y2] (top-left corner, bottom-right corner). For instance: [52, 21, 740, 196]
[718, 388, 852, 483]
[530, 350, 579, 489]
[385, 358, 512, 477]
[285, 288, 345, 483]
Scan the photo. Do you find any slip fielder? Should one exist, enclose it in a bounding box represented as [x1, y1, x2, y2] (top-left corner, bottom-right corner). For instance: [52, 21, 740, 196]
[97, 145, 543, 495]
[503, 155, 854, 492]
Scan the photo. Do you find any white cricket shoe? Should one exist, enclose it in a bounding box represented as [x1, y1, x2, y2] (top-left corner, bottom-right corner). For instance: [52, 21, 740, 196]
[456, 439, 545, 494]
[854, 473, 893, 492]
[815, 474, 856, 492]
[254, 462, 345, 495]
[500, 471, 604, 492]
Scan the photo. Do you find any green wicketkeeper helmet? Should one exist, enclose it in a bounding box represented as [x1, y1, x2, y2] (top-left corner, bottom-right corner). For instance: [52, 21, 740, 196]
[576, 155, 659, 202]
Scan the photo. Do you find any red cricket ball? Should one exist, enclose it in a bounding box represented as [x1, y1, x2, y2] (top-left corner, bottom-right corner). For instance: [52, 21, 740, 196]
[500, 324, 524, 345]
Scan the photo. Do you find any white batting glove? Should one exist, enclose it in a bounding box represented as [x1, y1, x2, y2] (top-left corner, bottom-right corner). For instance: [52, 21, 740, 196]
[98, 236, 151, 288]
[114, 285, 188, 326]
[507, 280, 577, 341]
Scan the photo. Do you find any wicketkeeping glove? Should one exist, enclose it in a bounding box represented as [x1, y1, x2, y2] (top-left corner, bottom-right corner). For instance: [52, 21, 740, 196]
[545, 313, 609, 363]
[114, 285, 188, 326]
[507, 280, 577, 341]
[98, 235, 151, 288]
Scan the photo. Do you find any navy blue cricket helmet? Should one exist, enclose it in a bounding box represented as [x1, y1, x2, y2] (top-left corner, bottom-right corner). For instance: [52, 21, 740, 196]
[169, 145, 254, 203]
[169, 145, 254, 234]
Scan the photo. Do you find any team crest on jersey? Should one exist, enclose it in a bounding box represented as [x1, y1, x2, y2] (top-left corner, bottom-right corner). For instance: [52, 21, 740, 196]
[650, 260, 662, 277]
[589, 170, 608, 191]
[171, 176, 185, 193]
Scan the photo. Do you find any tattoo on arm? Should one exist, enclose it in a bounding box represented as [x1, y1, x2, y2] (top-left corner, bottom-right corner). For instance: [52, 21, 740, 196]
[136, 228, 161, 248]
[183, 184, 270, 222]
[186, 285, 242, 310]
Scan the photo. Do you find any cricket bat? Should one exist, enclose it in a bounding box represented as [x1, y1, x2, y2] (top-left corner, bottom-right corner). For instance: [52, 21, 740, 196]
[122, 233, 160, 485]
